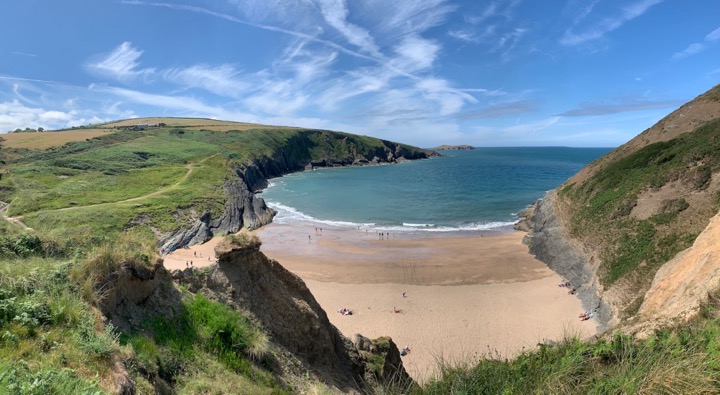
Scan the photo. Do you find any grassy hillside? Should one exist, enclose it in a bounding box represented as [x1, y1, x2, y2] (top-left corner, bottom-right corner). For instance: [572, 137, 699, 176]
[0, 118, 431, 251]
[0, 118, 433, 394]
[555, 86, 720, 315]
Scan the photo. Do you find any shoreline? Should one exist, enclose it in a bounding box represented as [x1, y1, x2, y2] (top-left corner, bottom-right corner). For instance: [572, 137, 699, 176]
[165, 221, 597, 382]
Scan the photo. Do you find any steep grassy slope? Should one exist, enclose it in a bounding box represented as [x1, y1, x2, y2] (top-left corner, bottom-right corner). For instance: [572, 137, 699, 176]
[547, 85, 720, 319]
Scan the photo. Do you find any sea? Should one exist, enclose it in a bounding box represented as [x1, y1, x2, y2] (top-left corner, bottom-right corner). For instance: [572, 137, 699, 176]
[259, 147, 611, 233]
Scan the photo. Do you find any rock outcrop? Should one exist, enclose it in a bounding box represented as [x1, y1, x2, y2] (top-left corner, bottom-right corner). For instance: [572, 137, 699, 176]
[522, 190, 614, 331]
[173, 239, 414, 393]
[97, 240, 414, 393]
[635, 210, 720, 330]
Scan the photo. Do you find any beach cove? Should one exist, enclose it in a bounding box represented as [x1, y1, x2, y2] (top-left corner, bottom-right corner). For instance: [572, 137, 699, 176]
[165, 224, 597, 382]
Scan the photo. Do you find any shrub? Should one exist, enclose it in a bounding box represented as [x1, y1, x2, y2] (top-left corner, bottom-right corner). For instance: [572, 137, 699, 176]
[224, 233, 261, 249]
[70, 230, 156, 303]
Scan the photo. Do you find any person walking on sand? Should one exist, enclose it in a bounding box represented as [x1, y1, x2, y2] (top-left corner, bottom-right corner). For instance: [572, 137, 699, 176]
[308, 235, 311, 243]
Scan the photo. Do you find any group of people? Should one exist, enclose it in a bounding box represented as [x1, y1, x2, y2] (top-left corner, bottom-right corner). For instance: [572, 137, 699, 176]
[560, 280, 599, 321]
[579, 310, 594, 321]
[558, 281, 576, 295]
[337, 308, 353, 316]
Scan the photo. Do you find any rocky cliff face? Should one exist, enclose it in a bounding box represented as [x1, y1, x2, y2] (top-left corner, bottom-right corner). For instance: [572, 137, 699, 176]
[176, 240, 413, 392]
[633, 210, 720, 334]
[158, 131, 435, 254]
[522, 190, 615, 331]
[524, 85, 720, 334]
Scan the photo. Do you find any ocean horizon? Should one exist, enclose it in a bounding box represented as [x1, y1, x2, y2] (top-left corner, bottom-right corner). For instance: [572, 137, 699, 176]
[259, 147, 611, 233]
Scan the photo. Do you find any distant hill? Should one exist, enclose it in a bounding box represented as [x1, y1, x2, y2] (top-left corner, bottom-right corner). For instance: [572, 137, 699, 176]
[525, 84, 720, 329]
[434, 144, 475, 150]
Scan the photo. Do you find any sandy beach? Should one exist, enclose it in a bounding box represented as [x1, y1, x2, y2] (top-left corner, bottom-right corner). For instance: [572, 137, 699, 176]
[164, 223, 596, 382]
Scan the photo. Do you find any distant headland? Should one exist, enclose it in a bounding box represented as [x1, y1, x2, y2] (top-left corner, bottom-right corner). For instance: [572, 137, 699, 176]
[434, 144, 475, 150]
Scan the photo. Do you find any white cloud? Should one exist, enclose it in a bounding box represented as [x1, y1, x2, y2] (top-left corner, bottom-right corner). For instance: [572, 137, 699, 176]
[164, 64, 250, 98]
[370, 0, 455, 35]
[87, 42, 155, 81]
[561, 0, 663, 46]
[448, 29, 478, 43]
[392, 35, 440, 72]
[89, 84, 243, 119]
[317, 0, 380, 55]
[672, 25, 720, 60]
[0, 100, 106, 132]
[706, 26, 720, 42]
[672, 43, 705, 60]
[417, 78, 476, 115]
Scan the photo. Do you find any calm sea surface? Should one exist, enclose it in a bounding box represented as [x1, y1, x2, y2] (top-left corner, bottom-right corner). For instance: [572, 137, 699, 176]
[259, 147, 610, 233]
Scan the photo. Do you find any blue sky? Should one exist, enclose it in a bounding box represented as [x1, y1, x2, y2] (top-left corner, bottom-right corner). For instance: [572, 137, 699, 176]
[1, 0, 718, 147]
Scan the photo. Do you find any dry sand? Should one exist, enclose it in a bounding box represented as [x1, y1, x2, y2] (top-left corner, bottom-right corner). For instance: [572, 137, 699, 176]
[164, 223, 596, 382]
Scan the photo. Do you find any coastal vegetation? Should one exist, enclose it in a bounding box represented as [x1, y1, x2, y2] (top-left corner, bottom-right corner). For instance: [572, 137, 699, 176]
[2, 83, 720, 395]
[554, 85, 720, 318]
[0, 118, 431, 393]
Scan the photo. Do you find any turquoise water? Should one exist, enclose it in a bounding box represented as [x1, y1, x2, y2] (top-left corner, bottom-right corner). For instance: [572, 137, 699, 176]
[260, 147, 610, 232]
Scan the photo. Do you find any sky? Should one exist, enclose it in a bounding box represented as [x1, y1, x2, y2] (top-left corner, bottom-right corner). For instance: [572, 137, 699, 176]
[0, 1, 719, 147]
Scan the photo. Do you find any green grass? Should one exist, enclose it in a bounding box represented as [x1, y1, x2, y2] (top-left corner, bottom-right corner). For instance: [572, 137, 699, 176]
[2, 123, 430, 252]
[564, 118, 720, 286]
[0, 229, 290, 394]
[122, 292, 284, 393]
[0, 257, 116, 394]
[419, 320, 720, 394]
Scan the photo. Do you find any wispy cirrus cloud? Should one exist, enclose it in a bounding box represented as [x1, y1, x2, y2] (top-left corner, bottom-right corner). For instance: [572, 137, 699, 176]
[317, 0, 380, 55]
[117, 0, 480, 127]
[558, 98, 682, 117]
[458, 100, 538, 120]
[446, 0, 525, 59]
[561, 0, 663, 46]
[163, 64, 251, 99]
[672, 26, 720, 60]
[86, 41, 155, 81]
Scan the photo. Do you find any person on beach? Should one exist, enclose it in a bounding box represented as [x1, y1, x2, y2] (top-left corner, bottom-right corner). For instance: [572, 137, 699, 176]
[402, 292, 407, 298]
[308, 235, 311, 243]
[400, 346, 411, 356]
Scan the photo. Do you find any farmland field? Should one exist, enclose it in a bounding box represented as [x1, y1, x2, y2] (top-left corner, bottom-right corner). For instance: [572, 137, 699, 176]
[0, 129, 114, 150]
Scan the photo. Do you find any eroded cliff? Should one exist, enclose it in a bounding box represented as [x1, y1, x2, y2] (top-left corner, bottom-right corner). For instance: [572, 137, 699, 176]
[99, 237, 414, 393]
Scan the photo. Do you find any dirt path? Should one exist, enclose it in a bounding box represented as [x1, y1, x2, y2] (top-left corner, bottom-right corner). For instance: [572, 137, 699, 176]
[0, 201, 33, 231]
[13, 152, 222, 219]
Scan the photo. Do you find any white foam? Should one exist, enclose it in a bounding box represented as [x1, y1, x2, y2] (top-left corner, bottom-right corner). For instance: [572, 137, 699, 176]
[267, 202, 517, 233]
[268, 202, 375, 228]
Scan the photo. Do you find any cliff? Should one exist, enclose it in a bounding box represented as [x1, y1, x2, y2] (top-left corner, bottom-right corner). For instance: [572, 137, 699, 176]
[97, 237, 414, 393]
[524, 84, 720, 331]
[522, 190, 614, 330]
[157, 129, 435, 254]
